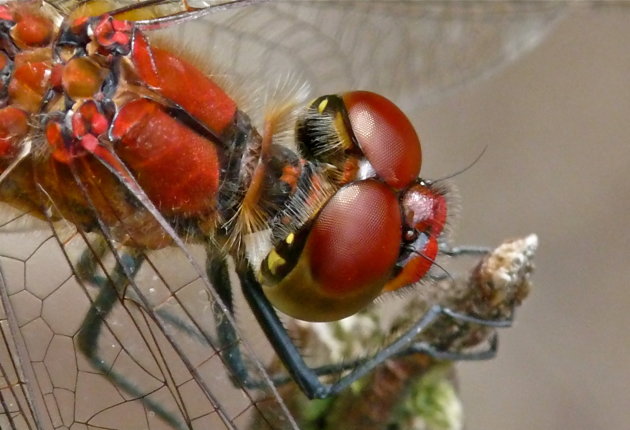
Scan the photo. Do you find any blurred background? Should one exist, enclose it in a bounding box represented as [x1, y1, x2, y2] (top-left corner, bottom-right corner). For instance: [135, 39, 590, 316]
[1, 3, 629, 430]
[414, 7, 630, 430]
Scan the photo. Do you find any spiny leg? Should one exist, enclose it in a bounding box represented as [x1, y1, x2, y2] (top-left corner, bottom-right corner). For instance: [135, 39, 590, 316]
[393, 310, 513, 362]
[405, 332, 500, 361]
[208, 255, 333, 390]
[189, 238, 527, 394]
[207, 255, 363, 390]
[439, 244, 492, 257]
[196, 239, 514, 395]
[115, 247, 280, 390]
[75, 243, 190, 430]
[239, 265, 514, 398]
[207, 253, 511, 394]
[205, 252, 251, 387]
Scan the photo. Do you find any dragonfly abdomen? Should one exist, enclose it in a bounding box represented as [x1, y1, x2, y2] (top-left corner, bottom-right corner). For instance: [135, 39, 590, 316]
[0, 3, 273, 247]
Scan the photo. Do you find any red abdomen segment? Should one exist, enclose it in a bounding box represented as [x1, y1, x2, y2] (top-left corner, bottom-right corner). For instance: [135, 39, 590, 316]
[111, 98, 220, 216]
[0, 107, 28, 159]
[131, 32, 237, 135]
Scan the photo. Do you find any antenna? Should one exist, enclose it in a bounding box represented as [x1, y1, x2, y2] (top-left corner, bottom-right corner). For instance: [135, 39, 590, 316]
[427, 145, 487, 184]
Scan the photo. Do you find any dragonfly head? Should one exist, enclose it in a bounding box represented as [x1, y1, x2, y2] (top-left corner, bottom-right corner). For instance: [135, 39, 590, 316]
[259, 91, 447, 322]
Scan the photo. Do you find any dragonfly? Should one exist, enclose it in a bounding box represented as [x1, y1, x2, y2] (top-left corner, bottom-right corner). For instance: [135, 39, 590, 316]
[0, 1, 562, 429]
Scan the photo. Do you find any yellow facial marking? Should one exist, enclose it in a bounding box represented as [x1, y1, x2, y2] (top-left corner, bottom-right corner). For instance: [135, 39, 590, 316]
[286, 233, 295, 245]
[318, 98, 329, 113]
[333, 113, 353, 149]
[266, 250, 286, 275]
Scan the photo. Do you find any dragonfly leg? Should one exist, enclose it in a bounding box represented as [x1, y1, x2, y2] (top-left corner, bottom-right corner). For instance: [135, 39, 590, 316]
[239, 266, 512, 399]
[440, 307, 513, 327]
[439, 244, 492, 256]
[404, 331, 500, 361]
[75, 245, 190, 430]
[207, 252, 511, 396]
[207, 255, 333, 391]
[205, 254, 252, 387]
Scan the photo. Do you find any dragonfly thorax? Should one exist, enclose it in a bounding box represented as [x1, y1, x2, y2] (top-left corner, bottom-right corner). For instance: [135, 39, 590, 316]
[0, 3, 448, 324]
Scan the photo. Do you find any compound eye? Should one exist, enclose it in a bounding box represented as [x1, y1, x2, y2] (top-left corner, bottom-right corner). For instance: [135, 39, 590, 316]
[307, 180, 401, 295]
[343, 91, 422, 189]
[262, 180, 402, 322]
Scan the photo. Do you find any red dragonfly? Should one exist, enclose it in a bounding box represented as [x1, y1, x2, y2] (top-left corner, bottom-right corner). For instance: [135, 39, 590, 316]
[0, 1, 563, 429]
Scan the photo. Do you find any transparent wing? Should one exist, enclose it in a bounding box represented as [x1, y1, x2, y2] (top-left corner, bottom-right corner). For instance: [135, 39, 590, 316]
[0, 165, 298, 430]
[164, 0, 569, 120]
[0, 1, 585, 429]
